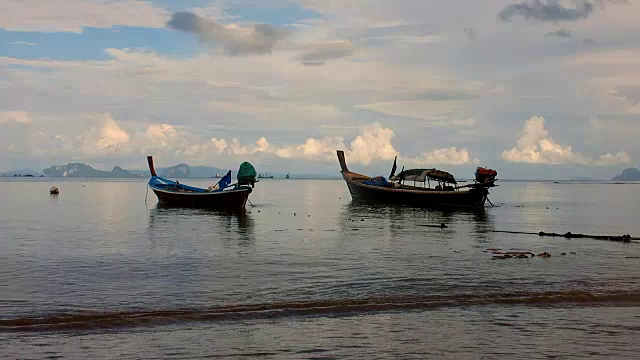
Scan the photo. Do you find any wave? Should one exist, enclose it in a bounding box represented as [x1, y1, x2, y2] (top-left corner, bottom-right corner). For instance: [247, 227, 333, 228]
[2, 290, 639, 333]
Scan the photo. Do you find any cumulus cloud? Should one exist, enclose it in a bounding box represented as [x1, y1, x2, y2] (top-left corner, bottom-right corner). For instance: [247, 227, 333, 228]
[0, 111, 32, 125]
[275, 136, 346, 161]
[1, 0, 167, 33]
[74, 114, 131, 155]
[167, 12, 289, 55]
[404, 147, 479, 166]
[498, 0, 595, 23]
[210, 137, 271, 156]
[501, 116, 630, 165]
[545, 29, 572, 37]
[209, 123, 477, 165]
[595, 152, 631, 165]
[146, 124, 181, 147]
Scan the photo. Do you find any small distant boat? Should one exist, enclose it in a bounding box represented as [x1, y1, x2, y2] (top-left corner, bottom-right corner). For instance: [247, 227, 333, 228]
[257, 173, 273, 179]
[337, 150, 497, 208]
[286, 173, 290, 179]
[147, 156, 256, 211]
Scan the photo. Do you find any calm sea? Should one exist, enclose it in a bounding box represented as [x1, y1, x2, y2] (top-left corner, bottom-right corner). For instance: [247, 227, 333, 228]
[1, 178, 639, 359]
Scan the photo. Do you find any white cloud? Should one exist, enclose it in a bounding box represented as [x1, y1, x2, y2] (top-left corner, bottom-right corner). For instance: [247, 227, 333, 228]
[0, 111, 32, 125]
[10, 41, 36, 46]
[346, 123, 397, 164]
[595, 152, 631, 166]
[1, 0, 168, 33]
[76, 114, 131, 155]
[502, 116, 630, 165]
[404, 147, 479, 166]
[275, 136, 346, 161]
[209, 123, 477, 165]
[146, 124, 181, 147]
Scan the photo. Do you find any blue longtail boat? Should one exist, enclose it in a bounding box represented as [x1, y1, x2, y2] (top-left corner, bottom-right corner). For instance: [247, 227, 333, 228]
[147, 156, 256, 211]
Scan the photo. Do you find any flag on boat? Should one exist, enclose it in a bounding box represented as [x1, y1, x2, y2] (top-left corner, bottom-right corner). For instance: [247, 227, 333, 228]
[217, 170, 232, 189]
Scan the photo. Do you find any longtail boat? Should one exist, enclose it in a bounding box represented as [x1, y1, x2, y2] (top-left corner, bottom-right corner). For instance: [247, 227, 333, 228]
[147, 156, 256, 211]
[337, 150, 497, 208]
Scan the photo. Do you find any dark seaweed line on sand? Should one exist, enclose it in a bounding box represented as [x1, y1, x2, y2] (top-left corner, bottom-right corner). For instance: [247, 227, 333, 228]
[2, 290, 639, 333]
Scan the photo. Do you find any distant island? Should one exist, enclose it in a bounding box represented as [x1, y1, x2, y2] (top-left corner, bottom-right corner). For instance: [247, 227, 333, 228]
[612, 168, 640, 181]
[39, 162, 232, 178]
[43, 163, 142, 178]
[2, 162, 339, 179]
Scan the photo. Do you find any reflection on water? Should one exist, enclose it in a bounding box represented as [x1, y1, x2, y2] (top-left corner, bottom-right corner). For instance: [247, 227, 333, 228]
[148, 203, 255, 246]
[340, 201, 493, 240]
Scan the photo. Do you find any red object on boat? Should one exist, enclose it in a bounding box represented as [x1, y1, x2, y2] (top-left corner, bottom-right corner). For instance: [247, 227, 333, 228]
[476, 167, 497, 176]
[475, 167, 497, 183]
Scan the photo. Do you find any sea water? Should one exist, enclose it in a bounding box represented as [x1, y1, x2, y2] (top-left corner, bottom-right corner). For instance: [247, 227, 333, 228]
[1, 178, 639, 359]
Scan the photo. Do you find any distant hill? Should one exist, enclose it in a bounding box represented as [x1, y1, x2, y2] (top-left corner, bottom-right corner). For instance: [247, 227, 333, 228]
[34, 162, 339, 179]
[43, 163, 141, 178]
[612, 168, 640, 181]
[138, 164, 232, 178]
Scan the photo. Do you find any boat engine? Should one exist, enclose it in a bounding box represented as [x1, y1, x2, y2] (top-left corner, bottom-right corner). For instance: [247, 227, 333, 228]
[475, 167, 497, 184]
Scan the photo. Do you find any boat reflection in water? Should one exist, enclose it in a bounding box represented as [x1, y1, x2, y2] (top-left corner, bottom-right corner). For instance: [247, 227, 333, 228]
[339, 201, 492, 238]
[148, 203, 255, 247]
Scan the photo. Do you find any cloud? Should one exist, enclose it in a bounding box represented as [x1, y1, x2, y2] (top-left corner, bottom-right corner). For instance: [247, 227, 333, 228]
[0, 111, 32, 125]
[77, 114, 131, 155]
[1, 0, 167, 33]
[275, 136, 346, 161]
[404, 147, 479, 166]
[498, 0, 595, 23]
[211, 123, 477, 165]
[595, 152, 631, 166]
[501, 116, 630, 165]
[356, 100, 471, 124]
[545, 29, 572, 37]
[10, 41, 36, 46]
[146, 123, 181, 147]
[167, 12, 289, 55]
[297, 40, 355, 65]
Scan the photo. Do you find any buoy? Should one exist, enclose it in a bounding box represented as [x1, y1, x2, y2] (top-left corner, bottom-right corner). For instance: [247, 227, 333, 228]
[49, 186, 59, 195]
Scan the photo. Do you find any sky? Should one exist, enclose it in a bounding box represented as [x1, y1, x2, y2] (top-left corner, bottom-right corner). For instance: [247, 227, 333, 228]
[1, 0, 639, 179]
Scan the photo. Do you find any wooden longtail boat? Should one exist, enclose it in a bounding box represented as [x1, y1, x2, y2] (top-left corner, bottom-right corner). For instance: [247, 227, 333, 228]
[337, 150, 497, 208]
[147, 156, 255, 211]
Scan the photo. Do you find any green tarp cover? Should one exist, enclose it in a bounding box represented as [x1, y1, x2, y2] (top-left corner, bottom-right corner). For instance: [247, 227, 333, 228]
[237, 162, 257, 182]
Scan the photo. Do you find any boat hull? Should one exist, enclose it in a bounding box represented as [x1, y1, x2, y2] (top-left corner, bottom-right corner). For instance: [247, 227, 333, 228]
[343, 173, 488, 208]
[151, 187, 250, 211]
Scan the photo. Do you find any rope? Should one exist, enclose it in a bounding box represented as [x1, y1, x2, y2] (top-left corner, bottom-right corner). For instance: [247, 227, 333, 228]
[248, 199, 255, 207]
[487, 197, 494, 207]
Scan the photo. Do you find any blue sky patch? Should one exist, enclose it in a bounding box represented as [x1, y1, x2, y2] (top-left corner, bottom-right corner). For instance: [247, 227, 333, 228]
[1, 27, 201, 60]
